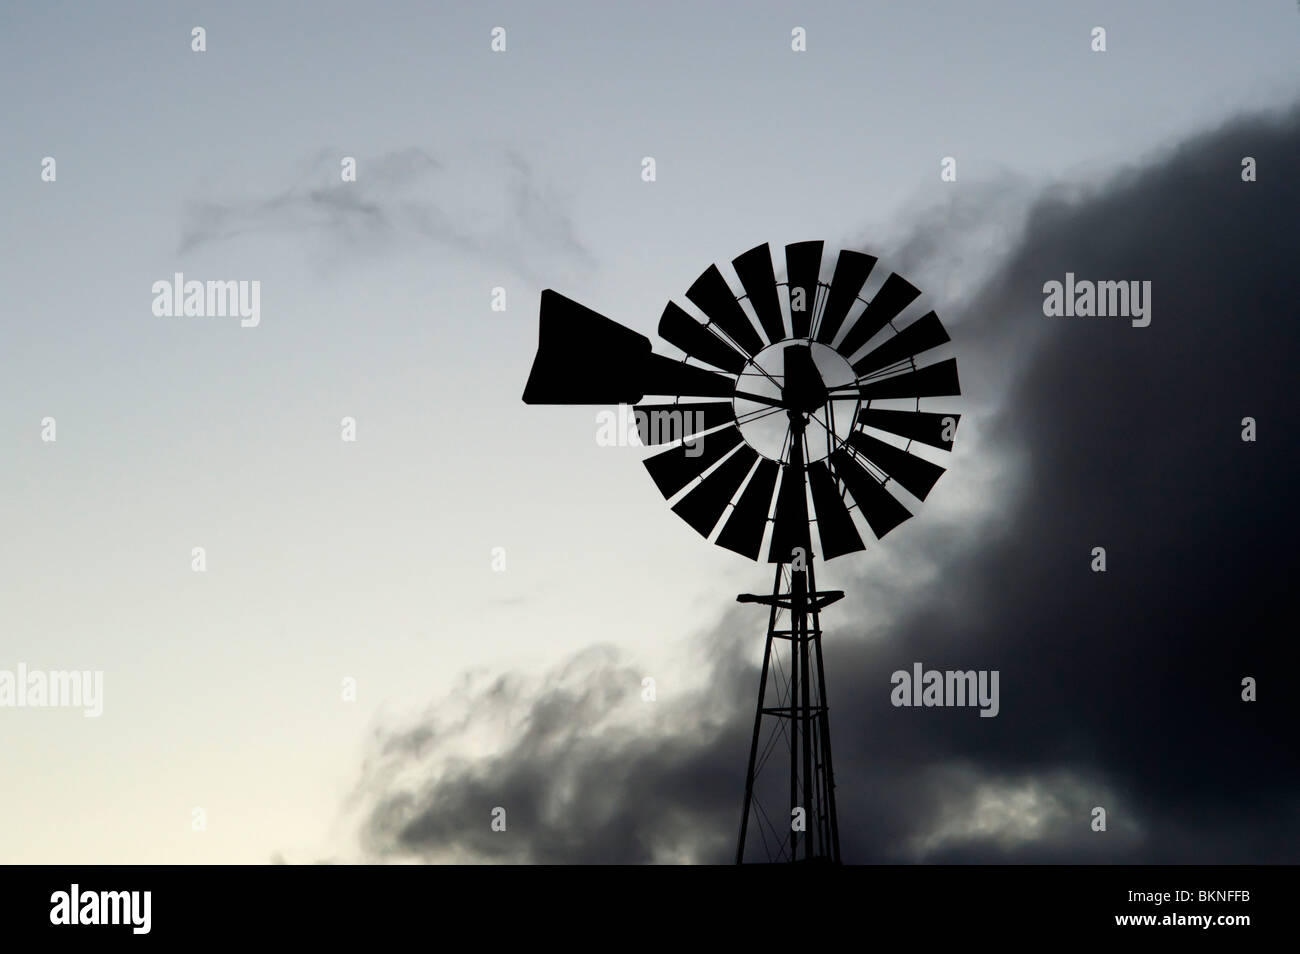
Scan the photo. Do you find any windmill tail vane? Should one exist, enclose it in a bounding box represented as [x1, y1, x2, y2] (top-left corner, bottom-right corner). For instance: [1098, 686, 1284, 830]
[522, 241, 961, 863]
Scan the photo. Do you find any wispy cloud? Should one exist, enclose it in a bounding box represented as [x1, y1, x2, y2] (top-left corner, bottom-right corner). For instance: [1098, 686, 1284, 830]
[179, 146, 596, 282]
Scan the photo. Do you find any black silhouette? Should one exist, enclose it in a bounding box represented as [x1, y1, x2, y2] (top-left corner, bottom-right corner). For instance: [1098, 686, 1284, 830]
[524, 242, 961, 863]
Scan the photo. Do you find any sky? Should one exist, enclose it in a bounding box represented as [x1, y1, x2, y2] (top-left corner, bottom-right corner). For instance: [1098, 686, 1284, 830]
[1, 1, 1297, 864]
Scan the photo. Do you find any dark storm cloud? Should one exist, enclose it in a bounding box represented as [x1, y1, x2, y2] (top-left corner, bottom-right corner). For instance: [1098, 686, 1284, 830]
[178, 146, 595, 281]
[353, 102, 1300, 863]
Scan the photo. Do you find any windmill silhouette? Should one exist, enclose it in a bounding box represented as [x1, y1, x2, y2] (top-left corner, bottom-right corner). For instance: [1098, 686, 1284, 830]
[522, 242, 960, 863]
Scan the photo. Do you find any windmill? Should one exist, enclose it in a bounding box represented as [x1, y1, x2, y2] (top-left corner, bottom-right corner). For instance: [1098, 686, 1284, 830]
[521, 242, 960, 863]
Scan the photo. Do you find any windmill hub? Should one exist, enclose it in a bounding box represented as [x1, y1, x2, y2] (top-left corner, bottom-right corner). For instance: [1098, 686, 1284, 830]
[781, 346, 829, 413]
[734, 341, 857, 463]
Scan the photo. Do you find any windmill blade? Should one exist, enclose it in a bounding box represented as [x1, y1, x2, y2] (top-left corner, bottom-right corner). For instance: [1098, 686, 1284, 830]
[836, 273, 921, 358]
[767, 463, 811, 563]
[643, 424, 743, 499]
[847, 431, 946, 501]
[671, 445, 760, 538]
[522, 289, 652, 404]
[815, 249, 877, 347]
[857, 408, 960, 451]
[828, 448, 913, 539]
[732, 243, 786, 345]
[686, 265, 765, 357]
[716, 459, 779, 559]
[658, 302, 748, 374]
[806, 460, 866, 559]
[641, 352, 737, 398]
[855, 357, 961, 401]
[851, 311, 950, 377]
[785, 241, 823, 338]
[634, 402, 736, 445]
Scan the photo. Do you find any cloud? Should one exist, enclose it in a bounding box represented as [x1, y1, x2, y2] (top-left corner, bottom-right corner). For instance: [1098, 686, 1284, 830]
[349, 101, 1300, 863]
[178, 146, 596, 282]
[353, 635, 751, 864]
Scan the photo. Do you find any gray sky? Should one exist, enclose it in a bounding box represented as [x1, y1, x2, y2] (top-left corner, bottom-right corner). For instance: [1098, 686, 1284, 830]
[1, 1, 1297, 863]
